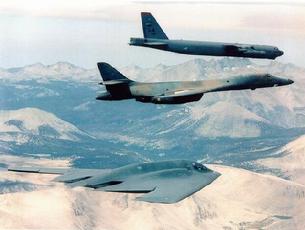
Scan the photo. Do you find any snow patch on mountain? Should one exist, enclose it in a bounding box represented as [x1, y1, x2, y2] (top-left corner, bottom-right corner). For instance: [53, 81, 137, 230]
[0, 154, 71, 169]
[73, 101, 94, 112]
[1, 62, 99, 82]
[94, 132, 174, 150]
[0, 180, 41, 194]
[0, 108, 88, 142]
[191, 101, 267, 138]
[256, 135, 305, 185]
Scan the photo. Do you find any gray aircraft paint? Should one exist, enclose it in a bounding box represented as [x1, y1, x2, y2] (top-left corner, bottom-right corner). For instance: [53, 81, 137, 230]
[96, 62, 293, 104]
[8, 160, 220, 204]
[129, 12, 284, 60]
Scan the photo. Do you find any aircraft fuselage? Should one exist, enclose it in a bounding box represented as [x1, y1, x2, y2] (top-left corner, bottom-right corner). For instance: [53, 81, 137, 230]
[129, 38, 284, 59]
[96, 71, 293, 104]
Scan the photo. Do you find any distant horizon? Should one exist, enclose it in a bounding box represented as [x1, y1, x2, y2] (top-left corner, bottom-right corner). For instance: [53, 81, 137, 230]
[0, 57, 303, 71]
[1, 1, 304, 68]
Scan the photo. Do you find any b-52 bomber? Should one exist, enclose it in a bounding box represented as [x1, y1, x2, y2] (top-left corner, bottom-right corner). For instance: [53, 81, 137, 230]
[96, 62, 293, 104]
[8, 160, 220, 204]
[129, 12, 284, 60]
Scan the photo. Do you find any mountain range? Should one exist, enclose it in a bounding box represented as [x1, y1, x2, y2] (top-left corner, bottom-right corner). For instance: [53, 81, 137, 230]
[1, 58, 305, 168]
[1, 58, 305, 229]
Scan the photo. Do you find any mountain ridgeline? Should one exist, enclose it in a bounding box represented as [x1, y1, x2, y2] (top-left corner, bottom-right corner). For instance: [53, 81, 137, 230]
[0, 58, 304, 169]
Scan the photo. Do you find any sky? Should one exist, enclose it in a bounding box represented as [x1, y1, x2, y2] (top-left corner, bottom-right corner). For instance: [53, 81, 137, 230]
[0, 0, 305, 68]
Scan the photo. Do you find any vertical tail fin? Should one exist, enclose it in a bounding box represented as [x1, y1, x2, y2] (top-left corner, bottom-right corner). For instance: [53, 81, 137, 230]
[96, 63, 133, 100]
[97, 62, 132, 83]
[141, 12, 168, 40]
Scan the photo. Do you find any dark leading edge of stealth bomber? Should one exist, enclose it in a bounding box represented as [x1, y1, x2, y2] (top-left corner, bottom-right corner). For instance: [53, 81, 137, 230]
[129, 12, 284, 59]
[96, 62, 293, 104]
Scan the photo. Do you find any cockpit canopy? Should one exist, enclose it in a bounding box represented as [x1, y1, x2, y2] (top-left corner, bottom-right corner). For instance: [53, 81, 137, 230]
[192, 162, 207, 172]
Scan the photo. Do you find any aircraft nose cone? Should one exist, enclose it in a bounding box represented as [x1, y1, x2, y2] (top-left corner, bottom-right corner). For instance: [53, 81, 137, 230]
[288, 79, 294, 84]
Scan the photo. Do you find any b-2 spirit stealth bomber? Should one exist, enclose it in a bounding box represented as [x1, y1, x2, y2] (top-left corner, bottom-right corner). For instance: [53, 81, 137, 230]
[129, 12, 284, 59]
[96, 62, 293, 104]
[8, 160, 220, 204]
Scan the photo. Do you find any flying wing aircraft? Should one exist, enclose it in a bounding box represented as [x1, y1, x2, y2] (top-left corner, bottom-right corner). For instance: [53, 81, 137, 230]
[129, 12, 284, 59]
[8, 160, 220, 204]
[95, 62, 293, 104]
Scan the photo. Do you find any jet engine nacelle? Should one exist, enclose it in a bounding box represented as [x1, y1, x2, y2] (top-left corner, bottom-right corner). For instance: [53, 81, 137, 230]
[151, 94, 203, 104]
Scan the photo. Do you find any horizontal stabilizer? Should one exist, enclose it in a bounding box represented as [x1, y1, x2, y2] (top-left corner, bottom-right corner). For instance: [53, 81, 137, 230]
[144, 42, 168, 49]
[100, 79, 131, 85]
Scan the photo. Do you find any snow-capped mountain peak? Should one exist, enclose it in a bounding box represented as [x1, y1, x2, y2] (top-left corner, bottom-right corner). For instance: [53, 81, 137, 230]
[256, 135, 305, 184]
[0, 108, 88, 142]
[2, 62, 93, 82]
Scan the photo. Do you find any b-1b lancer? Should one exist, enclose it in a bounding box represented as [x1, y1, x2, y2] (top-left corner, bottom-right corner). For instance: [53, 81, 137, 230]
[96, 62, 293, 104]
[129, 12, 284, 60]
[8, 160, 220, 204]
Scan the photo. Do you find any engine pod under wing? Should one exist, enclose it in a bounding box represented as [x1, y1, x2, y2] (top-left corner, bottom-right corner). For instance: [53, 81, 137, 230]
[152, 89, 204, 104]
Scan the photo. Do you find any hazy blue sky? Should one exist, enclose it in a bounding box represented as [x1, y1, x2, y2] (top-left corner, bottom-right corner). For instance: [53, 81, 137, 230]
[0, 0, 305, 68]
